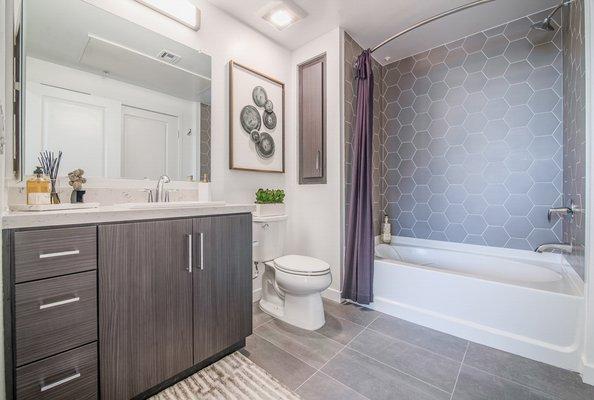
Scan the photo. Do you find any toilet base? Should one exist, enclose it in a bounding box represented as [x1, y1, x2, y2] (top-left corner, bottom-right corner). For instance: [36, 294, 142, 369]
[259, 292, 326, 331]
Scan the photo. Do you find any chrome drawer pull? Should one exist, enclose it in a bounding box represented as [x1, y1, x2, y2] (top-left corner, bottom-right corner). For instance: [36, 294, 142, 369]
[40, 372, 81, 392]
[39, 250, 80, 259]
[39, 297, 80, 310]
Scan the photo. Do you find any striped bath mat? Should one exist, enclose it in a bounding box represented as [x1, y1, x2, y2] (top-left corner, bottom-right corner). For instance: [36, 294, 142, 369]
[151, 352, 301, 400]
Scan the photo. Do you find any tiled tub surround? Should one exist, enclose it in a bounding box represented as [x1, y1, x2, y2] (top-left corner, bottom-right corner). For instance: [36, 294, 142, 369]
[380, 9, 565, 251]
[562, 0, 586, 281]
[245, 300, 594, 400]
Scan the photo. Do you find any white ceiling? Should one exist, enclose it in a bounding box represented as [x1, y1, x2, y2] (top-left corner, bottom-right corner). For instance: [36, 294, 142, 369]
[206, 0, 560, 64]
[26, 0, 212, 101]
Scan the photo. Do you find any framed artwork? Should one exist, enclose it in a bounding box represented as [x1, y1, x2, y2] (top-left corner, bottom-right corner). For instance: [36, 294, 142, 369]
[229, 61, 285, 173]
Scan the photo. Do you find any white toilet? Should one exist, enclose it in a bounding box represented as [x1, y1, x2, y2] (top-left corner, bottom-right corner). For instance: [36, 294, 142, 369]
[253, 215, 332, 330]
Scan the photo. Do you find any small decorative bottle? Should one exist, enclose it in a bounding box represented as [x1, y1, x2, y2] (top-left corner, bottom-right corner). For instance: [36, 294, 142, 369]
[381, 215, 392, 244]
[26, 167, 51, 206]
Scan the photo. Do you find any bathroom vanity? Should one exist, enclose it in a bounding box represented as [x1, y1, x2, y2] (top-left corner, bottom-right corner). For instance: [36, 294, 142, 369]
[2, 205, 254, 399]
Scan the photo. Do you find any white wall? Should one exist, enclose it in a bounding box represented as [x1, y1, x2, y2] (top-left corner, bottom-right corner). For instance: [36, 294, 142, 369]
[288, 28, 343, 301]
[81, 0, 293, 204]
[0, 0, 8, 396]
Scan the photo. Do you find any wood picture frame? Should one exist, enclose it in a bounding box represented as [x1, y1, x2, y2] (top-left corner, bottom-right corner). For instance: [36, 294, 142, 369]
[229, 61, 285, 173]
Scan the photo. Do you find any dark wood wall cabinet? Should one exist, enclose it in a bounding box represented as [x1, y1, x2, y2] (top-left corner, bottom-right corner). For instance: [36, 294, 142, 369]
[299, 54, 327, 184]
[3, 213, 253, 400]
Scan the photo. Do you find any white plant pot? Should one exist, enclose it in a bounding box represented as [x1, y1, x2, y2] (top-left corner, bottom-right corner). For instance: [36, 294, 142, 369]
[254, 203, 286, 217]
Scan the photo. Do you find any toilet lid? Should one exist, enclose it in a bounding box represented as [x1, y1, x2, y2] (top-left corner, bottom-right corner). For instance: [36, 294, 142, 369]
[273, 255, 330, 275]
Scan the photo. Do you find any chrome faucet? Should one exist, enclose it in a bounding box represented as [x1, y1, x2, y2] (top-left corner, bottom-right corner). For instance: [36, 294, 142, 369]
[155, 175, 171, 202]
[535, 243, 573, 254]
[548, 202, 576, 222]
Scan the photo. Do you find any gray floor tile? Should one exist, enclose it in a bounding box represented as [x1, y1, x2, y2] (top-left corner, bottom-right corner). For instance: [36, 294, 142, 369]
[369, 315, 468, 361]
[464, 343, 594, 400]
[323, 299, 381, 327]
[252, 301, 273, 328]
[241, 334, 316, 390]
[317, 313, 365, 345]
[296, 371, 369, 400]
[452, 365, 557, 400]
[349, 329, 461, 393]
[322, 348, 450, 400]
[255, 319, 344, 369]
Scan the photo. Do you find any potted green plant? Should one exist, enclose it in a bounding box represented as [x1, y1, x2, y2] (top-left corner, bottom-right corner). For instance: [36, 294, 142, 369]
[254, 188, 286, 217]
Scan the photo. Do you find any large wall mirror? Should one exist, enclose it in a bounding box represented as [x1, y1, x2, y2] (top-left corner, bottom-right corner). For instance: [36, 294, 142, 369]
[17, 0, 211, 181]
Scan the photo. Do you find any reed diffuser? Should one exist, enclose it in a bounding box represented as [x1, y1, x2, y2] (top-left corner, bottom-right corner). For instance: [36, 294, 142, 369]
[38, 150, 63, 204]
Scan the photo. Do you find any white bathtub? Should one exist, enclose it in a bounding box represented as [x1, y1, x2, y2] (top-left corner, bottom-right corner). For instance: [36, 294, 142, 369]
[370, 237, 585, 371]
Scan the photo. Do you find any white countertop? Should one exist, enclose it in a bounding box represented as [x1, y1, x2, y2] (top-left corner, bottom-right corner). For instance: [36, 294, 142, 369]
[2, 203, 256, 229]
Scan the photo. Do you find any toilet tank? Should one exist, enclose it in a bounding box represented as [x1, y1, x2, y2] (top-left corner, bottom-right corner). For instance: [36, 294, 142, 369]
[253, 215, 287, 262]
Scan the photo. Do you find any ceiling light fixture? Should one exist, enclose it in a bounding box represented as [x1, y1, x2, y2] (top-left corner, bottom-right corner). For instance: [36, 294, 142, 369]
[259, 1, 307, 31]
[135, 0, 201, 31]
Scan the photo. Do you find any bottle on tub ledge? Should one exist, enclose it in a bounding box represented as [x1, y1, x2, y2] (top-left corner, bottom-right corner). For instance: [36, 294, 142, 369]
[381, 215, 392, 244]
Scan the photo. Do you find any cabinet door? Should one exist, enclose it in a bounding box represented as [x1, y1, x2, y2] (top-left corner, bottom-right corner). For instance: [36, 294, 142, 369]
[193, 214, 252, 362]
[99, 220, 193, 400]
[299, 54, 326, 184]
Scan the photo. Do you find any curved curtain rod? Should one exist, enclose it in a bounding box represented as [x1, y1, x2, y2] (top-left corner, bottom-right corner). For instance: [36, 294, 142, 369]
[371, 0, 496, 53]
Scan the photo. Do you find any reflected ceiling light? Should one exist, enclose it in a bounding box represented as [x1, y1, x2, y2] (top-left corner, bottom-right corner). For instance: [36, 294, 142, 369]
[259, 1, 307, 31]
[135, 0, 201, 31]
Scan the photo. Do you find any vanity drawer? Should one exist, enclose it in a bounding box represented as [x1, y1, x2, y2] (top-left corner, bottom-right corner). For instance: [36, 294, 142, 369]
[15, 271, 97, 366]
[14, 226, 97, 283]
[16, 342, 97, 400]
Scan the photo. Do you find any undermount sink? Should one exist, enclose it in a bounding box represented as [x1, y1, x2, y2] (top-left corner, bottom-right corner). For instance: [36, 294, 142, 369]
[119, 201, 226, 209]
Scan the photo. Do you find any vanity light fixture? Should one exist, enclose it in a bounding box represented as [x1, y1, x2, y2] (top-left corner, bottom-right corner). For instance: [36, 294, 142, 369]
[135, 0, 201, 31]
[259, 0, 307, 31]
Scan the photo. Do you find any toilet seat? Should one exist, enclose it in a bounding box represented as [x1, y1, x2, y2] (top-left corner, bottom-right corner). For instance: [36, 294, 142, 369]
[273, 255, 330, 276]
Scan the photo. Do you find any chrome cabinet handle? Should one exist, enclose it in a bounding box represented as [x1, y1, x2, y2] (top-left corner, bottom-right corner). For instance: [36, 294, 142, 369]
[39, 250, 80, 259]
[186, 234, 193, 273]
[39, 296, 80, 310]
[316, 150, 321, 171]
[199, 233, 204, 271]
[40, 372, 81, 392]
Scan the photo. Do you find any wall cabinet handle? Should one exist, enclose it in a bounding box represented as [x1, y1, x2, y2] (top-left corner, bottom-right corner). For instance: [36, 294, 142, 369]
[186, 234, 193, 273]
[316, 150, 321, 171]
[39, 250, 80, 259]
[39, 296, 80, 310]
[40, 372, 81, 392]
[199, 232, 204, 271]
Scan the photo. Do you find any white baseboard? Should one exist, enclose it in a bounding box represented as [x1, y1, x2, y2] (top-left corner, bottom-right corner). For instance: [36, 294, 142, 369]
[582, 357, 594, 385]
[322, 287, 342, 303]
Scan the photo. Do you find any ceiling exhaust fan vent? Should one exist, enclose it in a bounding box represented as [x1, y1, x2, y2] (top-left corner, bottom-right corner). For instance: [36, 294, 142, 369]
[157, 50, 181, 64]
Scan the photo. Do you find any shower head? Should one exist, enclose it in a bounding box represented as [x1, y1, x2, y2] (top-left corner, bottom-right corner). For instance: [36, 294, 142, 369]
[530, 0, 574, 32]
[531, 17, 556, 32]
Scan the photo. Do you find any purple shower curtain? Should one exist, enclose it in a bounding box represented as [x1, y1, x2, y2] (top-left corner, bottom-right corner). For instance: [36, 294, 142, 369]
[343, 50, 374, 304]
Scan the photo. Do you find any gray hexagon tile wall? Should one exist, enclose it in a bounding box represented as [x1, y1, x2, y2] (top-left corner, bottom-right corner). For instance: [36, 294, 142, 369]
[379, 9, 564, 251]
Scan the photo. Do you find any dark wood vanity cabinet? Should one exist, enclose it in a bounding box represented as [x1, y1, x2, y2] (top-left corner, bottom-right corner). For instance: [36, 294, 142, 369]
[4, 213, 253, 400]
[192, 214, 252, 362]
[98, 219, 194, 400]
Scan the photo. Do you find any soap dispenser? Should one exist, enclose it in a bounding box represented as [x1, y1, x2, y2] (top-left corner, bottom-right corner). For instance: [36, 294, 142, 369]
[381, 215, 392, 244]
[26, 166, 51, 205]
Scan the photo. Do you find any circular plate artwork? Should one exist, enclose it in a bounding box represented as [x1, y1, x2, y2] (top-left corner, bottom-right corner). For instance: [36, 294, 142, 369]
[240, 105, 261, 133]
[252, 86, 268, 107]
[256, 132, 275, 159]
[250, 130, 261, 143]
[264, 100, 274, 113]
[263, 111, 277, 130]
